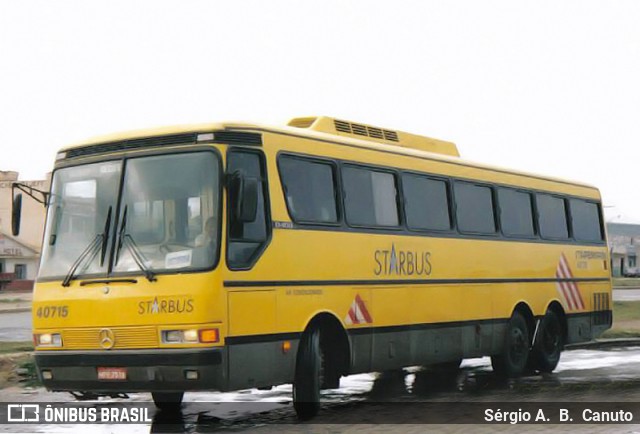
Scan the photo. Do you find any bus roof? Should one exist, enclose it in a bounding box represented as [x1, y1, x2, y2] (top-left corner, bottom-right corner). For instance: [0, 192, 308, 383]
[60, 117, 598, 192]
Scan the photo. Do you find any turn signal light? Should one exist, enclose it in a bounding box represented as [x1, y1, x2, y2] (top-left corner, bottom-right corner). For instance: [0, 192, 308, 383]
[199, 329, 219, 343]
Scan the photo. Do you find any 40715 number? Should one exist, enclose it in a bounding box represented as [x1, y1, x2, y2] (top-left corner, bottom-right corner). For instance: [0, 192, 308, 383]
[36, 305, 69, 318]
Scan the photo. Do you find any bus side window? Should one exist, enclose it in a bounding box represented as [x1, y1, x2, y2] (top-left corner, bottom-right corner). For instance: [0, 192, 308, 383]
[536, 193, 569, 240]
[569, 199, 604, 243]
[226, 150, 270, 269]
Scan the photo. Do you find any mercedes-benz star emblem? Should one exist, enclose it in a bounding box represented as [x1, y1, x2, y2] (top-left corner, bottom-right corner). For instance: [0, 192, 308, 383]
[99, 328, 115, 349]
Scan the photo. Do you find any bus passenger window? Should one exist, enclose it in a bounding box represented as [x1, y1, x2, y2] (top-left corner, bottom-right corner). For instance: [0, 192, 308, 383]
[497, 188, 535, 238]
[402, 174, 451, 231]
[279, 156, 338, 224]
[569, 199, 603, 242]
[454, 182, 496, 234]
[342, 166, 399, 228]
[227, 150, 270, 269]
[536, 194, 569, 240]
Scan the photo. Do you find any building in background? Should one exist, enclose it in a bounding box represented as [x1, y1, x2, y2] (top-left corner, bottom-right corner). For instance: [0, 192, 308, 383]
[0, 171, 50, 290]
[607, 222, 640, 277]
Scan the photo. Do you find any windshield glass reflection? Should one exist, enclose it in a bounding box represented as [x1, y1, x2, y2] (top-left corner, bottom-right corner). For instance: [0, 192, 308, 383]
[40, 161, 121, 279]
[39, 151, 221, 280]
[112, 152, 220, 274]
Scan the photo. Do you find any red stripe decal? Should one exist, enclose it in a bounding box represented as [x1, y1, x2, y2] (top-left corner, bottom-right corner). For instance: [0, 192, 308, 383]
[355, 294, 372, 324]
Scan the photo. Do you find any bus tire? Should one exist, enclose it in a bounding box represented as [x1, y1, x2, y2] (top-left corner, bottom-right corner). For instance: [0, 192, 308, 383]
[293, 328, 322, 420]
[531, 310, 563, 373]
[151, 392, 184, 412]
[491, 311, 529, 378]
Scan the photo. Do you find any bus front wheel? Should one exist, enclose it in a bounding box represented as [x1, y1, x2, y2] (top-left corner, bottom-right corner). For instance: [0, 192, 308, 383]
[152, 392, 184, 412]
[491, 311, 529, 378]
[531, 310, 563, 373]
[293, 328, 322, 420]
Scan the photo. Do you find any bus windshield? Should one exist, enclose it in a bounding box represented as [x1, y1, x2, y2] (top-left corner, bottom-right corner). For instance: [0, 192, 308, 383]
[39, 151, 221, 280]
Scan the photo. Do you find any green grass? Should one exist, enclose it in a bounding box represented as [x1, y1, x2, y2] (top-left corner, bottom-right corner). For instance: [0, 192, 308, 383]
[0, 298, 24, 304]
[613, 278, 640, 287]
[601, 329, 640, 338]
[609, 300, 640, 321]
[0, 341, 33, 354]
[16, 359, 41, 387]
[599, 300, 640, 338]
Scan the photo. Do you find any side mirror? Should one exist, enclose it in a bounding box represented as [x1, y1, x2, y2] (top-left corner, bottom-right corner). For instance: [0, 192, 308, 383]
[239, 178, 259, 223]
[12, 193, 23, 236]
[228, 172, 259, 223]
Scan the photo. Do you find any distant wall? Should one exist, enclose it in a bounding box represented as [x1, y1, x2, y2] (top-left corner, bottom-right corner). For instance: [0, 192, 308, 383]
[0, 174, 50, 250]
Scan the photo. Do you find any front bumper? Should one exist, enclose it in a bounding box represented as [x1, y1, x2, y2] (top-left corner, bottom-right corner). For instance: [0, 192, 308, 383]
[34, 348, 227, 393]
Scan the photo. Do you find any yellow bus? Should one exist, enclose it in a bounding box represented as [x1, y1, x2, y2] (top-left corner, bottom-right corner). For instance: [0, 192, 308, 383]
[13, 116, 612, 419]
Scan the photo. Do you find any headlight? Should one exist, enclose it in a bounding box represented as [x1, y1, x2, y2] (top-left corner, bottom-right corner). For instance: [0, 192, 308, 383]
[183, 329, 199, 343]
[163, 330, 183, 343]
[35, 333, 62, 347]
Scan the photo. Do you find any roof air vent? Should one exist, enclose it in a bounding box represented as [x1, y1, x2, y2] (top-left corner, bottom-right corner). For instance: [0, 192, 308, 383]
[333, 119, 400, 142]
[287, 117, 318, 129]
[285, 116, 459, 157]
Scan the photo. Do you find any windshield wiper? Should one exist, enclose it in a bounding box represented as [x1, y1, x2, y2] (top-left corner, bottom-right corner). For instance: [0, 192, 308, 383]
[100, 206, 112, 266]
[61, 206, 112, 287]
[115, 205, 157, 283]
[61, 235, 102, 287]
[123, 236, 157, 282]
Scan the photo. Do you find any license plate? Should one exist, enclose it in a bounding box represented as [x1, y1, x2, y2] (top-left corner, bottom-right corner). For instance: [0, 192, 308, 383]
[97, 367, 127, 380]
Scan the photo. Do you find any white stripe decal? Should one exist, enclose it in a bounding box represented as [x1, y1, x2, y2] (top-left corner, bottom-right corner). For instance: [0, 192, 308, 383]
[555, 254, 584, 311]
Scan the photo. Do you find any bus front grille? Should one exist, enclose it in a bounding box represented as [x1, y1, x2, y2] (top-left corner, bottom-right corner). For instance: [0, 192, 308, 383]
[62, 326, 159, 350]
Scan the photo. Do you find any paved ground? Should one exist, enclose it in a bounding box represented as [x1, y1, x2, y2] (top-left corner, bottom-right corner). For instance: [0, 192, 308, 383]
[0, 291, 31, 314]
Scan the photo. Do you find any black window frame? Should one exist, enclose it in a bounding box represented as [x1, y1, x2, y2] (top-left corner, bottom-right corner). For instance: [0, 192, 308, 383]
[225, 147, 272, 271]
[496, 187, 537, 239]
[266, 147, 605, 247]
[568, 198, 605, 243]
[400, 171, 454, 234]
[535, 193, 571, 241]
[452, 180, 498, 236]
[276, 153, 341, 227]
[340, 162, 403, 230]
[14, 264, 27, 280]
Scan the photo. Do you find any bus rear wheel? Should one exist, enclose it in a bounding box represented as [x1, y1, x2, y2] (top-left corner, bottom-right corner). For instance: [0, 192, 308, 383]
[491, 311, 530, 378]
[152, 392, 184, 412]
[531, 310, 564, 373]
[293, 328, 322, 420]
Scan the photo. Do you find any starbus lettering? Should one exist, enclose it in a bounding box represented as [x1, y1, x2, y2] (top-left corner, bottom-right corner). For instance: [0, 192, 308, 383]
[138, 297, 194, 315]
[374, 244, 433, 276]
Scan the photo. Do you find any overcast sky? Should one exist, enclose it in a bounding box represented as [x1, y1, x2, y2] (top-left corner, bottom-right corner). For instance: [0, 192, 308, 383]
[1, 1, 639, 222]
